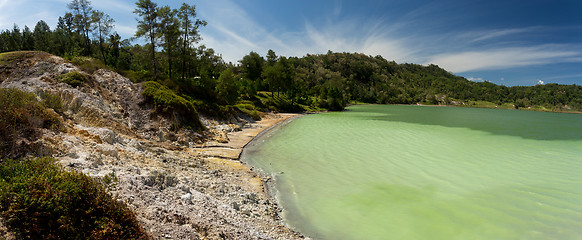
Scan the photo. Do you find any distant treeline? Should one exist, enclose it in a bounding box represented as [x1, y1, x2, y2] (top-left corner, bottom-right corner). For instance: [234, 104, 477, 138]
[2, 0, 582, 114]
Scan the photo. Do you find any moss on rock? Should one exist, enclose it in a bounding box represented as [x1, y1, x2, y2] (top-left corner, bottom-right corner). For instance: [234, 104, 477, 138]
[57, 71, 87, 88]
[142, 81, 204, 131]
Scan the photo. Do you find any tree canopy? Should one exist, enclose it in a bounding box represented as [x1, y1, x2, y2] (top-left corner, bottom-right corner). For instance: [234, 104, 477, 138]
[1, 0, 581, 120]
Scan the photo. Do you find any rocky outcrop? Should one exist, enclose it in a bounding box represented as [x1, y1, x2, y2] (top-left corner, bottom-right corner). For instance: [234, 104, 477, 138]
[0, 52, 303, 239]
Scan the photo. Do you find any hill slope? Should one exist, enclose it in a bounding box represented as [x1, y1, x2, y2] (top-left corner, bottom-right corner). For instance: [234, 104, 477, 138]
[0, 51, 303, 239]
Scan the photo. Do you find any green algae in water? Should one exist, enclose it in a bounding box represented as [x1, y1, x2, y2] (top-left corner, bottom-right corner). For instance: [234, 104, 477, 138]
[241, 105, 582, 240]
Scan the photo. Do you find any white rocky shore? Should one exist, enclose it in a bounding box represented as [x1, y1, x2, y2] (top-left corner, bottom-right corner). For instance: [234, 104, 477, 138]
[0, 52, 306, 240]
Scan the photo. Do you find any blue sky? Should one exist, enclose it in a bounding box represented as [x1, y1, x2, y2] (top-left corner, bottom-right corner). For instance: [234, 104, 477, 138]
[1, 0, 581, 86]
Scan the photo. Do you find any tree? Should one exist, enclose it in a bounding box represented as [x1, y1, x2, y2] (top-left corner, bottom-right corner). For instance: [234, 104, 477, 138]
[177, 3, 206, 79]
[0, 30, 9, 52]
[107, 33, 121, 68]
[9, 25, 22, 51]
[239, 51, 264, 82]
[158, 6, 180, 81]
[33, 21, 51, 52]
[91, 10, 114, 65]
[266, 49, 277, 66]
[67, 0, 94, 54]
[134, 0, 160, 79]
[22, 26, 34, 50]
[262, 63, 282, 98]
[57, 13, 75, 33]
[216, 69, 240, 105]
[54, 13, 77, 56]
[278, 56, 295, 97]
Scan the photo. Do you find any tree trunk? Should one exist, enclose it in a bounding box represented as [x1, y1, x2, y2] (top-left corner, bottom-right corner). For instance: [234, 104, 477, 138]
[150, 33, 157, 80]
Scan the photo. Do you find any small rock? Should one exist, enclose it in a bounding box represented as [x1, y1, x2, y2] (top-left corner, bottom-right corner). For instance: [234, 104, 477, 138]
[68, 152, 79, 159]
[181, 193, 192, 203]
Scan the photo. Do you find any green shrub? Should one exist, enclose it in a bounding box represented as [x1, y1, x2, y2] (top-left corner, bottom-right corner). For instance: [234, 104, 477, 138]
[0, 157, 150, 240]
[0, 88, 63, 157]
[142, 81, 204, 131]
[57, 71, 87, 88]
[235, 103, 261, 121]
[39, 91, 64, 114]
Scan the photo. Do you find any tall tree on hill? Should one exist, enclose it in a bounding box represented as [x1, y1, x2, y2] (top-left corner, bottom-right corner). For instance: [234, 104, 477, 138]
[54, 13, 77, 56]
[22, 26, 34, 51]
[177, 3, 206, 79]
[0, 31, 7, 52]
[158, 6, 180, 81]
[33, 21, 51, 52]
[67, 0, 94, 55]
[9, 25, 22, 51]
[239, 51, 264, 98]
[91, 10, 115, 65]
[134, 0, 160, 80]
[240, 51, 264, 82]
[107, 33, 121, 67]
[266, 49, 277, 66]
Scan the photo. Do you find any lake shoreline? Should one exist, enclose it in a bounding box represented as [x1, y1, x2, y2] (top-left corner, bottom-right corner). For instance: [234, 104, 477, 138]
[234, 113, 307, 235]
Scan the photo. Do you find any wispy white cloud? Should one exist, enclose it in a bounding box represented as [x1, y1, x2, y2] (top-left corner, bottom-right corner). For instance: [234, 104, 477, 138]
[0, 0, 9, 9]
[332, 0, 343, 18]
[425, 45, 582, 73]
[115, 24, 136, 37]
[196, 0, 285, 62]
[214, 25, 259, 49]
[197, 0, 413, 63]
[465, 27, 539, 42]
[0, 0, 67, 30]
[92, 0, 134, 13]
[467, 77, 484, 82]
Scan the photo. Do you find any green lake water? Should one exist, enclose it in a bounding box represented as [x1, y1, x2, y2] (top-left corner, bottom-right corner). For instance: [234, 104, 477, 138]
[241, 105, 582, 240]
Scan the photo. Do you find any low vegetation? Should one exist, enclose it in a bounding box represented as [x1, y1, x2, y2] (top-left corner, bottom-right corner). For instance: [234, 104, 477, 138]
[142, 81, 204, 131]
[57, 71, 87, 88]
[235, 103, 261, 121]
[0, 88, 63, 158]
[0, 157, 150, 240]
[0, 52, 25, 66]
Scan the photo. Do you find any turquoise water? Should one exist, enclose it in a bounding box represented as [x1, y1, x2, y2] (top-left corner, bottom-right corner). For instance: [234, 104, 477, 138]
[241, 105, 582, 240]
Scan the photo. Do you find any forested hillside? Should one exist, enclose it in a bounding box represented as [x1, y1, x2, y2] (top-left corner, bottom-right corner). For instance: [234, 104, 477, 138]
[2, 0, 581, 117]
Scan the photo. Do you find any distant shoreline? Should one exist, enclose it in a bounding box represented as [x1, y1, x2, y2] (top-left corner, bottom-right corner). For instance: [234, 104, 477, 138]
[348, 102, 582, 115]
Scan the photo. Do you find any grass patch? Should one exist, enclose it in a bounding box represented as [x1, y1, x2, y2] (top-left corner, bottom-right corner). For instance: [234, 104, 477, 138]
[142, 81, 204, 131]
[0, 52, 25, 66]
[0, 52, 53, 69]
[0, 157, 150, 240]
[235, 103, 261, 121]
[57, 71, 87, 88]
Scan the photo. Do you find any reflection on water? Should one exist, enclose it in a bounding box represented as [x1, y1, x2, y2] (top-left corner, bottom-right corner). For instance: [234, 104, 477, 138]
[242, 105, 582, 240]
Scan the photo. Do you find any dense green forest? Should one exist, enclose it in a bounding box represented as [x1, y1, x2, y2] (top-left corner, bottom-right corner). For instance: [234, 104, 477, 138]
[2, 0, 582, 119]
